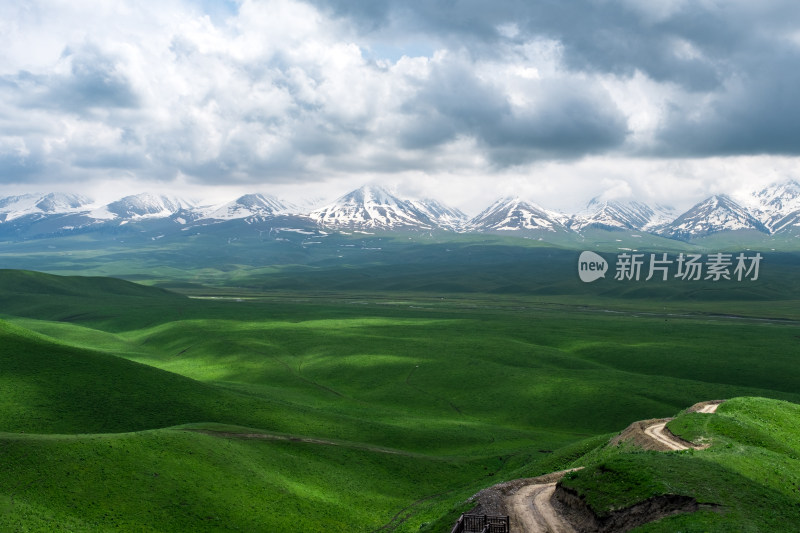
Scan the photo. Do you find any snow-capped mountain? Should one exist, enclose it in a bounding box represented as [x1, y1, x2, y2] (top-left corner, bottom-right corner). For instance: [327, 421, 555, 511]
[3, 180, 800, 244]
[471, 197, 570, 233]
[769, 211, 800, 235]
[199, 193, 294, 221]
[745, 180, 800, 233]
[103, 193, 195, 219]
[0, 193, 93, 222]
[408, 198, 468, 231]
[569, 198, 676, 232]
[309, 185, 458, 230]
[657, 194, 769, 240]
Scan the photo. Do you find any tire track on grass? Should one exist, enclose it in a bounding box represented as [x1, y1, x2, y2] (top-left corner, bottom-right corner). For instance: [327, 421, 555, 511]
[369, 489, 457, 533]
[185, 428, 422, 457]
[262, 352, 348, 399]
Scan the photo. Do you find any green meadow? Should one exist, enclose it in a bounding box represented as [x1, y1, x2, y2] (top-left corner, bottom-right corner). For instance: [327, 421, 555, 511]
[0, 243, 799, 531]
[558, 397, 800, 531]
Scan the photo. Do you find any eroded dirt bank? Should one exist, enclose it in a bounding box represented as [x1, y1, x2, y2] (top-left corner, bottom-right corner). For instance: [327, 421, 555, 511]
[464, 400, 724, 532]
[553, 487, 704, 533]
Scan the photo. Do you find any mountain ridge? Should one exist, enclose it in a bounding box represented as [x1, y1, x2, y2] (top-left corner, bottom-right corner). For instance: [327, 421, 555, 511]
[1, 180, 799, 243]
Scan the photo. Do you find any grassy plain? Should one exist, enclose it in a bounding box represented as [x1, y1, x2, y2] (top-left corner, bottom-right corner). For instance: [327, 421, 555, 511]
[558, 397, 800, 531]
[0, 243, 799, 531]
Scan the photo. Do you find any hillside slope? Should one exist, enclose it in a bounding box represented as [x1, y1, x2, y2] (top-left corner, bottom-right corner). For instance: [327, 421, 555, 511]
[0, 319, 281, 433]
[3, 271, 800, 531]
[557, 397, 800, 531]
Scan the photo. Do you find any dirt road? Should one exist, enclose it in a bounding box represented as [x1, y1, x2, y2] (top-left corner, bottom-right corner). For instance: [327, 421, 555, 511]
[502, 401, 723, 531]
[643, 402, 721, 451]
[508, 482, 576, 533]
[643, 420, 690, 451]
[502, 469, 584, 533]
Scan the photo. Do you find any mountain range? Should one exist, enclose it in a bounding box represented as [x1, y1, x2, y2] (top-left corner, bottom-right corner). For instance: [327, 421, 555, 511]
[1, 181, 799, 244]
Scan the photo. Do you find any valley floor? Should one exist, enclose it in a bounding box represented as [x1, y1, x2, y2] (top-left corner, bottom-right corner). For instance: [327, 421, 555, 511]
[1, 271, 799, 531]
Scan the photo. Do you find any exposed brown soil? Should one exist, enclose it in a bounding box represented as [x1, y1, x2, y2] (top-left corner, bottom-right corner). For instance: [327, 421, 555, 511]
[465, 469, 582, 532]
[608, 418, 687, 452]
[469, 467, 711, 533]
[609, 417, 703, 452]
[510, 482, 576, 532]
[464, 400, 726, 532]
[609, 400, 723, 452]
[553, 485, 714, 533]
[687, 400, 725, 413]
[201, 402, 726, 532]
[469, 468, 582, 517]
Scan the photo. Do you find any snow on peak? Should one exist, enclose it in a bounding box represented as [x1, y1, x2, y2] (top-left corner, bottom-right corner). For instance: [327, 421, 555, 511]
[310, 185, 460, 230]
[659, 194, 768, 239]
[471, 196, 569, 232]
[571, 197, 676, 232]
[752, 179, 800, 209]
[5, 180, 800, 241]
[35, 192, 93, 213]
[408, 198, 468, 231]
[199, 193, 292, 221]
[236, 193, 287, 212]
[105, 193, 195, 219]
[744, 179, 800, 233]
[0, 192, 94, 221]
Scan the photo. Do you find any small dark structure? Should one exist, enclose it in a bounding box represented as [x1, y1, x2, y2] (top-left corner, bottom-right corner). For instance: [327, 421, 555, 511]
[450, 513, 510, 533]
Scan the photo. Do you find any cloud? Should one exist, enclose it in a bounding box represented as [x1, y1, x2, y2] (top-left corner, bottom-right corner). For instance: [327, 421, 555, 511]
[33, 44, 140, 112]
[0, 0, 798, 205]
[396, 47, 629, 166]
[655, 50, 800, 157]
[311, 0, 800, 158]
[0, 138, 45, 180]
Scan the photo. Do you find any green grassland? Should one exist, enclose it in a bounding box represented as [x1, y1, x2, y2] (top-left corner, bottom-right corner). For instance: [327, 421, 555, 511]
[2, 228, 798, 292]
[554, 397, 800, 531]
[1, 252, 799, 531]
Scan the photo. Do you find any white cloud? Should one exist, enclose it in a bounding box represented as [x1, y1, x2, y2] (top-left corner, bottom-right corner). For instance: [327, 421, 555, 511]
[0, 0, 798, 215]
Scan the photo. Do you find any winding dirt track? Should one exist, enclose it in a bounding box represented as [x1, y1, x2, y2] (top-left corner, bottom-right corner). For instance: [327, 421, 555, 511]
[644, 402, 720, 451]
[504, 401, 722, 531]
[643, 420, 689, 451]
[696, 403, 720, 414]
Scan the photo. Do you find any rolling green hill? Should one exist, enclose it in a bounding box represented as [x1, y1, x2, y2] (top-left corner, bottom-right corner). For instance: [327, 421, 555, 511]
[556, 397, 800, 531]
[1, 269, 800, 530]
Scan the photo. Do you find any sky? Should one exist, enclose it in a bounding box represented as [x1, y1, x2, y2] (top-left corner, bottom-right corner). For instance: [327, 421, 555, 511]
[1, 0, 799, 214]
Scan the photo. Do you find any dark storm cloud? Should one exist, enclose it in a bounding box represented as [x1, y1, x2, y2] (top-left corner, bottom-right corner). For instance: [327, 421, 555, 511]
[484, 83, 629, 164]
[399, 56, 628, 164]
[398, 60, 506, 149]
[315, 0, 788, 86]
[657, 52, 800, 157]
[313, 0, 800, 157]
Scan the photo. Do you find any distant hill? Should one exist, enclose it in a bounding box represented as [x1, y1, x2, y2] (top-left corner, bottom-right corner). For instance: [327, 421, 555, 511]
[0, 318, 273, 433]
[0, 269, 182, 298]
[1, 180, 799, 247]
